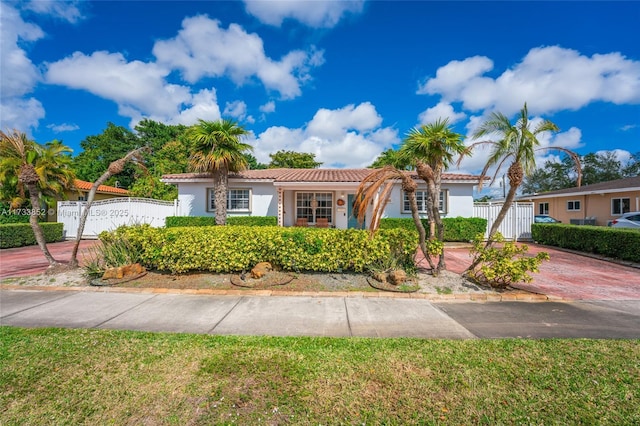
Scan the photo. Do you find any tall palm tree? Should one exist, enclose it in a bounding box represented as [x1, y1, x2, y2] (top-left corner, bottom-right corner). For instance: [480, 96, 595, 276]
[465, 103, 581, 244]
[399, 118, 470, 270]
[186, 119, 252, 225]
[0, 130, 76, 267]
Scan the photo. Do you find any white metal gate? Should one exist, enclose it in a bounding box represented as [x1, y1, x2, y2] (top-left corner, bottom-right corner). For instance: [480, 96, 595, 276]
[57, 198, 180, 239]
[473, 202, 534, 241]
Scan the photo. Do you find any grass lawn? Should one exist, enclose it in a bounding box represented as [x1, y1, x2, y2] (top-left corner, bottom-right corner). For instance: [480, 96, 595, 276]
[1, 327, 638, 424]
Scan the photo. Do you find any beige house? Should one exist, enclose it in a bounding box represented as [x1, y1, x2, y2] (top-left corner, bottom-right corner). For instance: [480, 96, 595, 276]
[521, 176, 640, 226]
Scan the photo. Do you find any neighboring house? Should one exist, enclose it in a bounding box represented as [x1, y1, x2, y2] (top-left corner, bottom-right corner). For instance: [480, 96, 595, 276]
[520, 176, 640, 226]
[48, 179, 130, 221]
[161, 168, 484, 229]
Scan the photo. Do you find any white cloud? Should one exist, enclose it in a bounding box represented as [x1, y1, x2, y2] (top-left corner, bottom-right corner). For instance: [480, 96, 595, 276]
[620, 124, 637, 132]
[0, 97, 45, 134]
[223, 100, 255, 124]
[248, 102, 399, 168]
[152, 15, 324, 99]
[0, 1, 45, 131]
[45, 51, 223, 127]
[305, 102, 382, 139]
[47, 123, 79, 132]
[419, 46, 640, 116]
[260, 101, 276, 113]
[23, 0, 85, 23]
[595, 149, 632, 165]
[243, 0, 365, 28]
[417, 102, 466, 125]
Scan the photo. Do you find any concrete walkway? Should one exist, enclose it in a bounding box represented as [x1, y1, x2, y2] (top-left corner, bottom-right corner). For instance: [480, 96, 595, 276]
[2, 288, 640, 338]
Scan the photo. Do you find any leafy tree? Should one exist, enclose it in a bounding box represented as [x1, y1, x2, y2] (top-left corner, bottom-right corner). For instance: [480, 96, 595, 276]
[0, 130, 76, 267]
[466, 103, 581, 251]
[581, 152, 623, 185]
[186, 119, 252, 225]
[268, 150, 322, 169]
[370, 148, 411, 170]
[399, 118, 469, 271]
[72, 123, 140, 189]
[520, 156, 575, 194]
[623, 152, 640, 177]
[244, 153, 267, 170]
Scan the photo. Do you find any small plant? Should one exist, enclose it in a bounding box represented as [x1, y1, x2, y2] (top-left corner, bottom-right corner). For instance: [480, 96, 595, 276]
[434, 286, 452, 295]
[466, 233, 549, 289]
[83, 229, 144, 278]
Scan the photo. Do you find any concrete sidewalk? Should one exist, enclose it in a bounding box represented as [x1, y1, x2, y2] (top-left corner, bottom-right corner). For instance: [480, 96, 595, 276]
[2, 288, 639, 339]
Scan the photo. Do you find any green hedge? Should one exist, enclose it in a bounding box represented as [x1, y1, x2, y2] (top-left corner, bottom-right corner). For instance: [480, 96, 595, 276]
[165, 216, 277, 227]
[0, 223, 64, 249]
[379, 217, 487, 242]
[532, 224, 640, 263]
[109, 225, 418, 274]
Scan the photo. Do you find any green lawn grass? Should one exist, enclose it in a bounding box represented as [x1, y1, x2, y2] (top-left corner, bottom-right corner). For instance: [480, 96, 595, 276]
[1, 326, 638, 424]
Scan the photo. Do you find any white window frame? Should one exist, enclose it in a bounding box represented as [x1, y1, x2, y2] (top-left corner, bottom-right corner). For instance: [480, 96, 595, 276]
[567, 200, 581, 211]
[295, 192, 333, 225]
[207, 188, 251, 213]
[538, 202, 549, 215]
[402, 190, 447, 214]
[611, 197, 631, 216]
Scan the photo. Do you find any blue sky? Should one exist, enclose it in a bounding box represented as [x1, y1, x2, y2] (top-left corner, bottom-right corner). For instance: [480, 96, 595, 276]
[2, 0, 639, 181]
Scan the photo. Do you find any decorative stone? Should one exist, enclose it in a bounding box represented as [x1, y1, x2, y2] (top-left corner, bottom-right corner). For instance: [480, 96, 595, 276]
[102, 263, 146, 280]
[388, 269, 407, 285]
[251, 262, 273, 279]
[372, 272, 388, 283]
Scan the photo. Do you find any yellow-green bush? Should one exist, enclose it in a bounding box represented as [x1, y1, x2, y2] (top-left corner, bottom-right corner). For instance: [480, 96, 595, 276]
[109, 225, 418, 274]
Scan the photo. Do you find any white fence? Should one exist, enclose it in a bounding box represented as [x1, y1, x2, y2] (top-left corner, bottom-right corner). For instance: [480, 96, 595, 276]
[57, 198, 180, 239]
[473, 202, 534, 241]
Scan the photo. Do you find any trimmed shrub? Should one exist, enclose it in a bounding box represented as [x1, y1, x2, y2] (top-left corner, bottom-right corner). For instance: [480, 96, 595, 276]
[109, 224, 418, 274]
[532, 224, 640, 263]
[165, 216, 277, 228]
[0, 223, 64, 249]
[379, 217, 487, 242]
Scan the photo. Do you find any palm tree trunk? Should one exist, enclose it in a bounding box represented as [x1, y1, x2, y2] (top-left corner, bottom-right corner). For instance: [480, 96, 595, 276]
[26, 184, 60, 267]
[431, 180, 446, 271]
[214, 166, 227, 226]
[406, 190, 437, 272]
[70, 147, 147, 267]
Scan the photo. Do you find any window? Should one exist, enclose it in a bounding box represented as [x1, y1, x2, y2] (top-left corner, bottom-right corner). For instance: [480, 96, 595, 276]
[207, 188, 251, 212]
[567, 200, 581, 211]
[612, 197, 631, 215]
[538, 202, 549, 215]
[296, 192, 333, 224]
[402, 190, 447, 214]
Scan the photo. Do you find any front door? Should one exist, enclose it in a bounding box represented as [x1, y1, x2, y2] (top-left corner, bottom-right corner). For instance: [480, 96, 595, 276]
[347, 194, 365, 229]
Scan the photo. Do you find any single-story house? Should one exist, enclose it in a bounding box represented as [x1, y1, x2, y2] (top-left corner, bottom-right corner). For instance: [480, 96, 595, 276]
[161, 168, 484, 229]
[519, 176, 640, 226]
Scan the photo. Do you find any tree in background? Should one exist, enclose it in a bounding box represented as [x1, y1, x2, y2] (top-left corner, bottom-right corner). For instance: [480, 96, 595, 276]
[72, 123, 140, 189]
[369, 148, 412, 170]
[465, 103, 581, 248]
[268, 150, 322, 168]
[244, 153, 267, 170]
[399, 119, 470, 270]
[0, 130, 76, 267]
[186, 119, 252, 225]
[521, 150, 640, 194]
[129, 120, 190, 200]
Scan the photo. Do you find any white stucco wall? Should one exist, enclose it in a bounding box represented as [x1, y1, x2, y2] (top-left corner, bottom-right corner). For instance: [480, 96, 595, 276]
[381, 183, 475, 219]
[176, 181, 277, 217]
[175, 181, 476, 225]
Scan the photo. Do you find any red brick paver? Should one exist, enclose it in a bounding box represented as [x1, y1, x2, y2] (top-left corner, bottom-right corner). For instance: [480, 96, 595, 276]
[418, 244, 640, 300]
[0, 240, 98, 279]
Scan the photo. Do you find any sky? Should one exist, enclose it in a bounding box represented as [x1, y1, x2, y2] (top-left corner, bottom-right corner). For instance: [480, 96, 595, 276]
[2, 0, 639, 192]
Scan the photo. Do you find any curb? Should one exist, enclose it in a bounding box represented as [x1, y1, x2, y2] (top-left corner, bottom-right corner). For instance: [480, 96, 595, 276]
[0, 284, 559, 302]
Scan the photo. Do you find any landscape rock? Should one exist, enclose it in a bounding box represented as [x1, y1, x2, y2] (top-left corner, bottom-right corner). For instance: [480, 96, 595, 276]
[251, 262, 273, 279]
[388, 269, 407, 285]
[102, 263, 146, 280]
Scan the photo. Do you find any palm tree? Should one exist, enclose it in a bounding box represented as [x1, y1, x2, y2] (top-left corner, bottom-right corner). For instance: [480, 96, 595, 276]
[399, 118, 470, 270]
[0, 130, 75, 267]
[465, 103, 581, 244]
[353, 165, 439, 272]
[186, 119, 252, 225]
